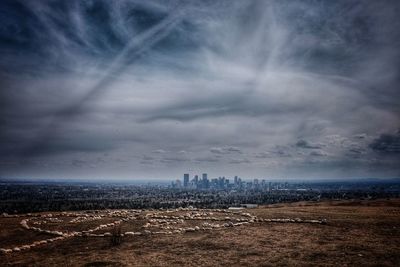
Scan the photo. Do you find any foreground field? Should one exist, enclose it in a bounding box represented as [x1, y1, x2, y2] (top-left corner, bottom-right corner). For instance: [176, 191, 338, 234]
[1, 199, 399, 266]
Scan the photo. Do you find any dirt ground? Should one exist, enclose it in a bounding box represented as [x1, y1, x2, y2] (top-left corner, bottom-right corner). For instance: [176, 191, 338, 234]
[1, 198, 399, 266]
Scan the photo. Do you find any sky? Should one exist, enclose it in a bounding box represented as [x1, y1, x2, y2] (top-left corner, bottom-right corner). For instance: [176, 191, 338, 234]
[0, 0, 399, 181]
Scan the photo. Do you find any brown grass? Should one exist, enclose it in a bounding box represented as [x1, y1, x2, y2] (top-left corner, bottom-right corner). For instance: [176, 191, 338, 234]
[1, 198, 399, 266]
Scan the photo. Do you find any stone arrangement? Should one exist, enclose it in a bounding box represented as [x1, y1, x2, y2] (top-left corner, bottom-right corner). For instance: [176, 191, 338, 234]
[0, 208, 326, 254]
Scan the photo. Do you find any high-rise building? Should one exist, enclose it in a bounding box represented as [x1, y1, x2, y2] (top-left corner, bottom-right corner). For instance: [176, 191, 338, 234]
[183, 173, 189, 187]
[202, 173, 209, 188]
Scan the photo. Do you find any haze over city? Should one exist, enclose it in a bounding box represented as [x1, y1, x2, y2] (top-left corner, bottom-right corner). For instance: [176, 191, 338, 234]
[1, 0, 399, 181]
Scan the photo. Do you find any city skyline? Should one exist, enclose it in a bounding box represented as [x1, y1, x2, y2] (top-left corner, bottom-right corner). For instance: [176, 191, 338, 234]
[1, 1, 399, 180]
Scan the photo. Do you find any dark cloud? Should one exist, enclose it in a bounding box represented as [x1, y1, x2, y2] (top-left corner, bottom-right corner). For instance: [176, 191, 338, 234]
[348, 147, 365, 155]
[71, 159, 87, 168]
[22, 134, 118, 156]
[160, 156, 189, 163]
[353, 133, 368, 139]
[255, 152, 270, 159]
[309, 151, 328, 157]
[270, 148, 292, 158]
[229, 158, 250, 164]
[152, 149, 166, 154]
[369, 131, 400, 153]
[295, 140, 322, 149]
[0, 0, 399, 179]
[210, 146, 242, 154]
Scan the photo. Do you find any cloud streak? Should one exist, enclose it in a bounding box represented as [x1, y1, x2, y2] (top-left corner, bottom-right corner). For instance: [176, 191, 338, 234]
[0, 0, 399, 180]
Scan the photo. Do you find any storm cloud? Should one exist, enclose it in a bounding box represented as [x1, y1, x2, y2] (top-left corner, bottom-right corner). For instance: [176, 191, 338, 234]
[369, 131, 400, 153]
[0, 0, 399, 180]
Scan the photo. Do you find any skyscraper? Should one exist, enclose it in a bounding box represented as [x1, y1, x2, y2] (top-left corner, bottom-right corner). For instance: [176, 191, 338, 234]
[183, 173, 189, 188]
[202, 173, 209, 189]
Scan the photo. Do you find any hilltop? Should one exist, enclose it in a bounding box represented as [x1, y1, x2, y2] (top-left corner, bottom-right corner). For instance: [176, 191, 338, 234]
[1, 199, 399, 266]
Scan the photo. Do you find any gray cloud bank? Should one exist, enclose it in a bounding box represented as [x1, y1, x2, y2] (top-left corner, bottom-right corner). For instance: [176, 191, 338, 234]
[0, 0, 399, 180]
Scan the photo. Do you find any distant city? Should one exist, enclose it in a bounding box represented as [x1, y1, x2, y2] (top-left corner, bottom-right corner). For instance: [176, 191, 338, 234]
[171, 173, 291, 191]
[1, 176, 399, 214]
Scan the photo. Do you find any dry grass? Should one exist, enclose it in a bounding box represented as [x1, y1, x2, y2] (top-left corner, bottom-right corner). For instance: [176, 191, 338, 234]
[1, 199, 399, 266]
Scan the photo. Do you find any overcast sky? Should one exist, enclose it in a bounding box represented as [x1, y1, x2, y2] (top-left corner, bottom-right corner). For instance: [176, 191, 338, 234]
[0, 0, 399, 181]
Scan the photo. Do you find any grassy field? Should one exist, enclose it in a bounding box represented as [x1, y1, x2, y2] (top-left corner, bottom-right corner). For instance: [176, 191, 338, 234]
[1, 199, 399, 266]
